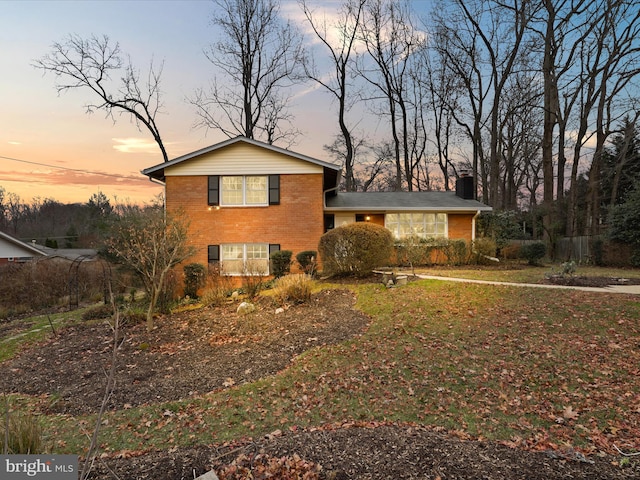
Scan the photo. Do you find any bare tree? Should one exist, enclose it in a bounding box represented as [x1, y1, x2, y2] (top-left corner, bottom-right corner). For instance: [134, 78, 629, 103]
[584, 1, 640, 235]
[192, 0, 304, 145]
[106, 202, 195, 331]
[421, 40, 465, 192]
[430, 1, 489, 200]
[35, 34, 168, 162]
[358, 0, 425, 191]
[300, 0, 367, 192]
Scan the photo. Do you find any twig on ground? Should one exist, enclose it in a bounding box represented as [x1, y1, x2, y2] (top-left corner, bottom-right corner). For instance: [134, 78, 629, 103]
[47, 314, 57, 337]
[614, 445, 640, 457]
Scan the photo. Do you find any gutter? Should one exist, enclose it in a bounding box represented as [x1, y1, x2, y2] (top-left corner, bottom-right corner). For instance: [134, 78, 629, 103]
[323, 185, 340, 209]
[472, 210, 480, 241]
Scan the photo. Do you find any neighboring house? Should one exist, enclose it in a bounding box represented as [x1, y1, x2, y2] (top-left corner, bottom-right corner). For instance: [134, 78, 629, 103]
[142, 136, 492, 275]
[0, 231, 48, 264]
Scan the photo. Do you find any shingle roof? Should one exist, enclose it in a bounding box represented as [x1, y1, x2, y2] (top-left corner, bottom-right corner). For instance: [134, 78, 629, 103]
[0, 231, 48, 258]
[325, 191, 492, 212]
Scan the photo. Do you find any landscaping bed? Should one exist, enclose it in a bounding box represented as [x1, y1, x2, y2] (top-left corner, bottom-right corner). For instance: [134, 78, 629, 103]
[1, 284, 639, 479]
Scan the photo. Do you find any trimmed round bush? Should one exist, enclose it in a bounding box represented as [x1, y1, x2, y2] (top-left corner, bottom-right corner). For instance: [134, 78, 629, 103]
[296, 250, 317, 275]
[318, 222, 394, 277]
[270, 250, 292, 278]
[520, 241, 547, 265]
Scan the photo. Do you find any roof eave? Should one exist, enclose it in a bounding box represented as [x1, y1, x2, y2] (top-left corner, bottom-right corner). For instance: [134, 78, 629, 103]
[141, 136, 341, 181]
[324, 206, 493, 213]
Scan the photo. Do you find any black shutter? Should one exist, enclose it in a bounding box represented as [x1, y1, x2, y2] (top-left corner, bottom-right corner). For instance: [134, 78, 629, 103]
[269, 244, 280, 256]
[208, 176, 220, 205]
[208, 245, 220, 264]
[269, 175, 280, 205]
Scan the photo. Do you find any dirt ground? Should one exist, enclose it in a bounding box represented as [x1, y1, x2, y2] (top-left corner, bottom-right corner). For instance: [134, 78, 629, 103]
[1, 285, 639, 479]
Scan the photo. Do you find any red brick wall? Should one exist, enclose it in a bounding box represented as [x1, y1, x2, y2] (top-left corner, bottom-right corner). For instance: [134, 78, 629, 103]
[448, 213, 475, 241]
[166, 173, 325, 268]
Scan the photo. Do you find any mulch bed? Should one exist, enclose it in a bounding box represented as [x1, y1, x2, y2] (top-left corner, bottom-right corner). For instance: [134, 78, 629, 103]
[544, 276, 640, 287]
[1, 287, 638, 479]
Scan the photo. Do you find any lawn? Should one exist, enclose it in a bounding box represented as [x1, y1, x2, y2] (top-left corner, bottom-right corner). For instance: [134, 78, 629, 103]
[2, 269, 640, 477]
[32, 279, 640, 453]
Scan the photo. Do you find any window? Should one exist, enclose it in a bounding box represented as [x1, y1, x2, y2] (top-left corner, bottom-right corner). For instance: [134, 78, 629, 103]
[385, 213, 447, 239]
[220, 243, 269, 275]
[220, 176, 267, 206]
[209, 175, 279, 206]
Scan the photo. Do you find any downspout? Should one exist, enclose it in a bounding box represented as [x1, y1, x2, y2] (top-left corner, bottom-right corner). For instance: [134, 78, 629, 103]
[472, 210, 480, 242]
[323, 185, 340, 208]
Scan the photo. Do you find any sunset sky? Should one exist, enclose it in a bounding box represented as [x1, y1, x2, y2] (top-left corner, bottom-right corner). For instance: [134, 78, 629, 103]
[0, 0, 362, 205]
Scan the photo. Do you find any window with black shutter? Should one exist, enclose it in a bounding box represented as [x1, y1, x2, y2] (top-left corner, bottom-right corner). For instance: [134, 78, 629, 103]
[269, 244, 280, 256]
[207, 245, 220, 264]
[269, 175, 280, 205]
[208, 176, 219, 205]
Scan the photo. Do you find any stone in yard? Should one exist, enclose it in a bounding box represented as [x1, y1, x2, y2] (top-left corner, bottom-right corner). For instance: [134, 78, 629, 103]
[237, 301, 255, 315]
[275, 307, 285, 314]
[194, 471, 219, 480]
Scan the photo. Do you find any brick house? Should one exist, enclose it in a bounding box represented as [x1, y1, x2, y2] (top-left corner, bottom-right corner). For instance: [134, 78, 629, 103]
[142, 136, 491, 275]
[0, 231, 48, 265]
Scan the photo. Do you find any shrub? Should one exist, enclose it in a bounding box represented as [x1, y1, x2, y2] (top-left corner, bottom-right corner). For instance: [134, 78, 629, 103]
[395, 236, 427, 272]
[5, 411, 43, 454]
[201, 264, 233, 307]
[272, 274, 314, 305]
[520, 241, 547, 265]
[241, 260, 268, 298]
[183, 263, 206, 298]
[81, 303, 114, 320]
[472, 237, 498, 264]
[270, 250, 292, 279]
[319, 223, 394, 277]
[296, 250, 317, 276]
[500, 243, 521, 260]
[447, 239, 469, 265]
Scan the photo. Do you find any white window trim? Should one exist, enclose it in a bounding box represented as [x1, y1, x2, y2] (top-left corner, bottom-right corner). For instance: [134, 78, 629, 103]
[220, 175, 268, 206]
[221, 243, 270, 276]
[385, 213, 449, 239]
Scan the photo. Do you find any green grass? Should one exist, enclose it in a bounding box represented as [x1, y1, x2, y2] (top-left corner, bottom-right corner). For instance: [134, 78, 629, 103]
[34, 278, 640, 459]
[0, 310, 87, 363]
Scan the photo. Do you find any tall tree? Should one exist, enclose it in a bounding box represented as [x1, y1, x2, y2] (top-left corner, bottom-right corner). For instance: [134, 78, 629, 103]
[35, 34, 168, 162]
[300, 0, 367, 192]
[601, 117, 640, 214]
[192, 0, 304, 145]
[358, 0, 424, 191]
[584, 0, 640, 235]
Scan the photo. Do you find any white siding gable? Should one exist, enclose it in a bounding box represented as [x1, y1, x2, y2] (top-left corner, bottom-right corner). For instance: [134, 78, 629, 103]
[165, 142, 324, 176]
[0, 238, 41, 259]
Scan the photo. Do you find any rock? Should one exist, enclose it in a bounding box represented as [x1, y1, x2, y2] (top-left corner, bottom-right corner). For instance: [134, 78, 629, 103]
[395, 275, 408, 286]
[275, 307, 285, 314]
[237, 301, 255, 315]
[194, 470, 220, 480]
[231, 291, 240, 301]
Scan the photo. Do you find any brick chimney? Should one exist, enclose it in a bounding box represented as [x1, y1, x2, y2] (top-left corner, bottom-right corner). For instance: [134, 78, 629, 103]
[455, 172, 475, 200]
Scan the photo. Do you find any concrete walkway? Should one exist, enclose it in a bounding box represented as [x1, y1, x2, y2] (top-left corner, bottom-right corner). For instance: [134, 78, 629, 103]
[415, 274, 640, 295]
